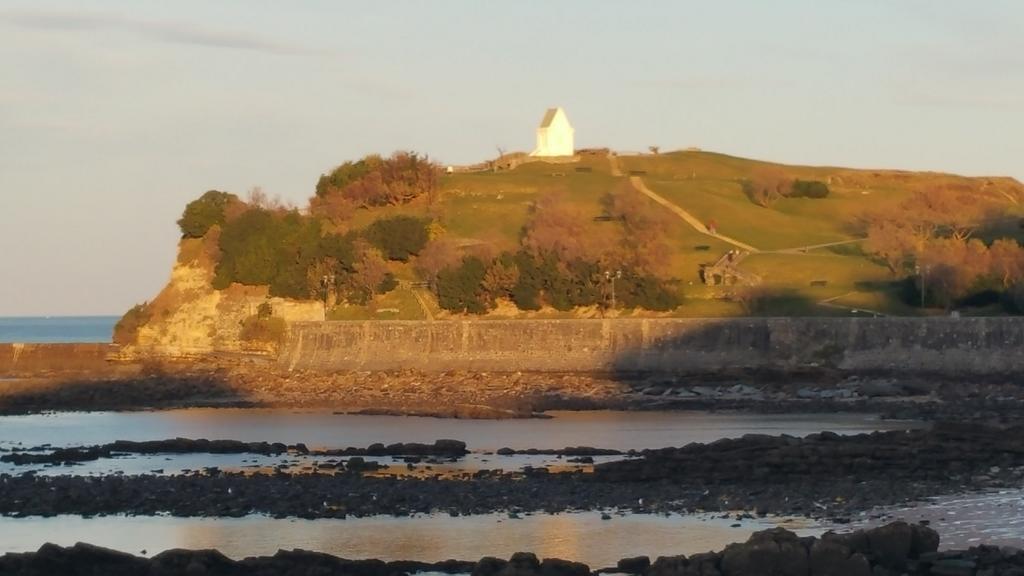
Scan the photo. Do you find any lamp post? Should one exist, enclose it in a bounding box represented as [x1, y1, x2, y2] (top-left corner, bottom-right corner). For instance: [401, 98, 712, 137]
[605, 269, 622, 310]
[320, 274, 335, 319]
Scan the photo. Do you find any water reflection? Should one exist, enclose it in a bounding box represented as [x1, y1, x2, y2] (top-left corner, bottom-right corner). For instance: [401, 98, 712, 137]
[0, 513, 821, 566]
[0, 409, 924, 452]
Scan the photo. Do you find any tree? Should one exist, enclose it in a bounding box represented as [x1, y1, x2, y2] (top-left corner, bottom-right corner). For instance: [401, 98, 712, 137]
[315, 156, 380, 198]
[988, 239, 1024, 289]
[364, 216, 431, 261]
[351, 244, 392, 298]
[606, 181, 673, 277]
[789, 180, 830, 199]
[177, 190, 238, 238]
[918, 238, 989, 309]
[415, 237, 462, 289]
[309, 193, 357, 227]
[742, 167, 791, 208]
[863, 217, 915, 274]
[314, 152, 440, 208]
[481, 257, 520, 301]
[523, 193, 605, 263]
[436, 257, 489, 314]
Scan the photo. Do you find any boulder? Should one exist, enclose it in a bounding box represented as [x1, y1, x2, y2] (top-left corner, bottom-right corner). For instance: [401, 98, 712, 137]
[909, 523, 939, 557]
[808, 539, 870, 576]
[434, 439, 469, 455]
[864, 522, 914, 569]
[150, 548, 236, 575]
[722, 528, 808, 576]
[499, 552, 541, 576]
[474, 556, 509, 576]
[649, 555, 689, 576]
[617, 555, 651, 574]
[541, 557, 590, 576]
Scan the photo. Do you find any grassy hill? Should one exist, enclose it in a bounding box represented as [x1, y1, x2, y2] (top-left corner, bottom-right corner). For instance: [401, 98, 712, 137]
[347, 149, 1011, 319]
[184, 149, 1024, 322]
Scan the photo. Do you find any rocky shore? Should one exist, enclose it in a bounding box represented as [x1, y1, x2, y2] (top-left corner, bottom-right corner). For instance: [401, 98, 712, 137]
[2, 423, 1021, 521]
[2, 362, 1024, 422]
[4, 521, 1023, 576]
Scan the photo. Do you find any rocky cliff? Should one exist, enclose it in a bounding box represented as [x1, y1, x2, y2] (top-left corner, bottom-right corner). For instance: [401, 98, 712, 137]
[121, 235, 323, 358]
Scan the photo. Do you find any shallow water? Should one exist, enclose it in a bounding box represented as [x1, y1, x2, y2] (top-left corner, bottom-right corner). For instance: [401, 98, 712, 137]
[0, 408, 949, 562]
[0, 512, 820, 566]
[0, 409, 924, 452]
[844, 489, 1024, 550]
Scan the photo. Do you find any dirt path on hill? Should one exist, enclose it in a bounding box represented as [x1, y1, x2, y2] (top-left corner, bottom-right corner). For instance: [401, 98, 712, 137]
[768, 238, 866, 254]
[629, 176, 759, 252]
[411, 289, 435, 321]
[607, 153, 623, 176]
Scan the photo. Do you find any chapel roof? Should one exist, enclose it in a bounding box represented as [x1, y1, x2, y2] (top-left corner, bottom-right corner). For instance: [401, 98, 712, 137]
[538, 107, 562, 128]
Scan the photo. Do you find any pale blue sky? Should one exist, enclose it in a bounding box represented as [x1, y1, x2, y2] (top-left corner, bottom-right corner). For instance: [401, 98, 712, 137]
[1, 1, 1022, 316]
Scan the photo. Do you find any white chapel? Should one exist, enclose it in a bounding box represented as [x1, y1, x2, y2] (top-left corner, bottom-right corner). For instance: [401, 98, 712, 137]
[530, 107, 574, 157]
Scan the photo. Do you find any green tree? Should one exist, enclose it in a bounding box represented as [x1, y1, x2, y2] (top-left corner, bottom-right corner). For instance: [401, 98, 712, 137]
[789, 180, 830, 199]
[177, 190, 238, 238]
[364, 216, 431, 261]
[436, 257, 489, 314]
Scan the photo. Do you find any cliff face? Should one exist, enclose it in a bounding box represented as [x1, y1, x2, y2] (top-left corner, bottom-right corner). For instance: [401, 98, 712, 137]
[125, 235, 323, 357]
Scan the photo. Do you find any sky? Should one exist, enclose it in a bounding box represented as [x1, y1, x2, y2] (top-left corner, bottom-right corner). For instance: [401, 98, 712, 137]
[1, 1, 1022, 316]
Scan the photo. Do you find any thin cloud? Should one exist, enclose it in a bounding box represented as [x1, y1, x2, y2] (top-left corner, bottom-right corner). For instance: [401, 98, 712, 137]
[1, 9, 306, 55]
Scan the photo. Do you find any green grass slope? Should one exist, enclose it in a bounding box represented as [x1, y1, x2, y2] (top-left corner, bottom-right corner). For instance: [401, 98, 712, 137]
[346, 149, 1022, 317]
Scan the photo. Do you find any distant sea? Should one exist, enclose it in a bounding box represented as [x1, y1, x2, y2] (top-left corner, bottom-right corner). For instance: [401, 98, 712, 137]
[0, 316, 118, 343]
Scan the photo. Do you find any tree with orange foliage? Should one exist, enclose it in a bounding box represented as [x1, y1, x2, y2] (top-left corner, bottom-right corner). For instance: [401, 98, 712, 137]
[742, 166, 792, 208]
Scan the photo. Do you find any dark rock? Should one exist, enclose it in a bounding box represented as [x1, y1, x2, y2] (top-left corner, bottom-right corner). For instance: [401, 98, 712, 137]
[909, 523, 940, 557]
[150, 548, 236, 574]
[722, 528, 808, 576]
[649, 554, 689, 576]
[930, 558, 977, 576]
[474, 556, 509, 576]
[501, 552, 541, 576]
[541, 557, 590, 576]
[809, 539, 870, 576]
[617, 555, 651, 574]
[865, 522, 913, 569]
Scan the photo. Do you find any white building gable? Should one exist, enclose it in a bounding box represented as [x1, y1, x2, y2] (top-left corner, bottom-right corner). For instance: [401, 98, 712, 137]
[530, 107, 574, 157]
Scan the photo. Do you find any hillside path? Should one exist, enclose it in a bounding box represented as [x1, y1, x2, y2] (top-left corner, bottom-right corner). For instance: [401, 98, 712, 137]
[768, 238, 865, 255]
[607, 153, 623, 177]
[629, 176, 759, 252]
[411, 288, 435, 321]
[817, 292, 887, 317]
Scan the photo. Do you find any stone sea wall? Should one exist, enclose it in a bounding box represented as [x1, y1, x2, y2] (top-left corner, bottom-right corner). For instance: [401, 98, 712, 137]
[279, 317, 1024, 374]
[0, 343, 117, 376]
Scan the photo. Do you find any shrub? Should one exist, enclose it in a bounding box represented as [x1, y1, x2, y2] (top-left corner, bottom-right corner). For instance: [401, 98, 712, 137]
[315, 156, 379, 198]
[112, 303, 152, 345]
[790, 180, 830, 199]
[213, 208, 323, 298]
[239, 315, 287, 345]
[364, 216, 430, 261]
[742, 167, 791, 207]
[617, 273, 681, 311]
[436, 257, 489, 314]
[315, 152, 440, 207]
[177, 191, 238, 238]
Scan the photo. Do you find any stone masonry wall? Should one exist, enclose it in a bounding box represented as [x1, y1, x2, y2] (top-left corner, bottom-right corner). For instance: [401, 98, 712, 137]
[0, 343, 118, 376]
[279, 317, 1024, 374]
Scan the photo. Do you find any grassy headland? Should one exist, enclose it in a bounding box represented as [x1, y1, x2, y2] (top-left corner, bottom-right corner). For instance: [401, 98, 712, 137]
[117, 148, 1024, 344]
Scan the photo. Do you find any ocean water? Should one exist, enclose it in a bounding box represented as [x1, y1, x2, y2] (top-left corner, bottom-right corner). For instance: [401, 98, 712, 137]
[0, 316, 118, 343]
